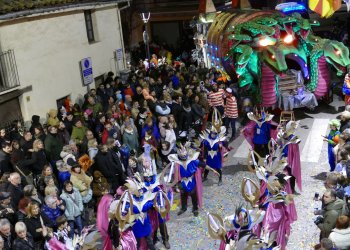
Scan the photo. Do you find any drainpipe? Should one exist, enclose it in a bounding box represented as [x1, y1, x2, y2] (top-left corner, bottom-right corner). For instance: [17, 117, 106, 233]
[116, 0, 130, 71]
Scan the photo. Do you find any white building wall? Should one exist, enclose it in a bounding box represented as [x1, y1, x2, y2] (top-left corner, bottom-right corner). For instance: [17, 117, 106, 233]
[0, 5, 125, 121]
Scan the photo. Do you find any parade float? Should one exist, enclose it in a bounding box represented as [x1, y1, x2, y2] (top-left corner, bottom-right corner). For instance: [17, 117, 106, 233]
[193, 1, 350, 109]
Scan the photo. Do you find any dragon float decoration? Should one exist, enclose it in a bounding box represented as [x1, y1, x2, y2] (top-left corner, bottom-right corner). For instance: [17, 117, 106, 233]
[194, 5, 350, 108]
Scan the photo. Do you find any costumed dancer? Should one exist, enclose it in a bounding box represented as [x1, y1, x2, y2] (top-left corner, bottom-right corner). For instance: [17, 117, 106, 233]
[277, 120, 302, 194]
[141, 144, 171, 249]
[166, 142, 203, 216]
[201, 107, 227, 185]
[264, 173, 294, 250]
[206, 184, 272, 250]
[323, 119, 340, 172]
[343, 67, 350, 105]
[115, 175, 170, 250]
[242, 108, 277, 157]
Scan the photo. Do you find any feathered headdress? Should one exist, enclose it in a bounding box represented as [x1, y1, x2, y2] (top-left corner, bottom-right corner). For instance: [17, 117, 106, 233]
[210, 107, 223, 134]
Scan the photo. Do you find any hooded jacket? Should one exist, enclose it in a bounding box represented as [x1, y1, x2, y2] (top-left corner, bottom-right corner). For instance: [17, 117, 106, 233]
[318, 198, 345, 238]
[47, 109, 59, 127]
[329, 227, 350, 249]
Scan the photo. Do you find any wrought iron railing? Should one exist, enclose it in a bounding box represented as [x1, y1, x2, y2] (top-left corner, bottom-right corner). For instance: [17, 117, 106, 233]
[0, 49, 20, 93]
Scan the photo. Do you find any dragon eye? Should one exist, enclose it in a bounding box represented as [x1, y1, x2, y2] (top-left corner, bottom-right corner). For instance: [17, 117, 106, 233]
[335, 49, 341, 55]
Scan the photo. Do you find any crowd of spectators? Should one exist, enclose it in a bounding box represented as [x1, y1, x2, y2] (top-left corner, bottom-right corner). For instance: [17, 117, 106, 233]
[0, 51, 239, 249]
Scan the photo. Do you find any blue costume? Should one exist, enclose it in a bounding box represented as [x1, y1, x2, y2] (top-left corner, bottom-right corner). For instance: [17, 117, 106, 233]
[200, 126, 226, 185]
[327, 130, 340, 172]
[168, 150, 202, 216]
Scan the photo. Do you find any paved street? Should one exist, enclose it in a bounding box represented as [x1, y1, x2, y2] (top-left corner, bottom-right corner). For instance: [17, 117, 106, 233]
[162, 96, 345, 250]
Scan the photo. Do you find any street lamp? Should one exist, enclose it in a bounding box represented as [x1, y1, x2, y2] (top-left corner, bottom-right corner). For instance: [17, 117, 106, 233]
[140, 12, 151, 61]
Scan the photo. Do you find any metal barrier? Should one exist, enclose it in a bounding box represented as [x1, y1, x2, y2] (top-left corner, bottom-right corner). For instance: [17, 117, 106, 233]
[0, 49, 20, 93]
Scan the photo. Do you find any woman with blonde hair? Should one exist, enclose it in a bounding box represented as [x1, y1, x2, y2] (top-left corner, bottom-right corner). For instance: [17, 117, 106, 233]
[24, 202, 52, 249]
[13, 222, 36, 250]
[31, 139, 48, 178]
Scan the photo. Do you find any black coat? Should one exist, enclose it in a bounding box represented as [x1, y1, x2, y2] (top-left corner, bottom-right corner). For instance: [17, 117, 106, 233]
[31, 150, 48, 176]
[6, 183, 23, 210]
[0, 150, 14, 175]
[24, 214, 52, 243]
[12, 233, 35, 250]
[94, 150, 125, 191]
[0, 232, 13, 250]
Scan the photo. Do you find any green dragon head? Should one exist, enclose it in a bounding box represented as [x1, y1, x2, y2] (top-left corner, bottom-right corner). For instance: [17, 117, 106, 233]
[261, 45, 288, 73]
[323, 40, 350, 76]
[235, 45, 254, 77]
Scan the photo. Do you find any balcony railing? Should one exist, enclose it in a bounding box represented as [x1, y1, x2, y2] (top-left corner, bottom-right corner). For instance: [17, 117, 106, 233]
[0, 49, 20, 93]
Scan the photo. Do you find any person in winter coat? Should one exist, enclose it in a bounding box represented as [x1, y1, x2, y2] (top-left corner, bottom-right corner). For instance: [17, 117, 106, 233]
[57, 121, 71, 146]
[329, 215, 350, 249]
[36, 166, 58, 196]
[94, 144, 125, 191]
[315, 189, 345, 239]
[12, 222, 35, 250]
[71, 119, 88, 145]
[31, 139, 48, 178]
[92, 170, 110, 203]
[122, 122, 139, 153]
[44, 126, 63, 163]
[0, 142, 14, 175]
[41, 195, 64, 230]
[0, 218, 13, 250]
[29, 115, 42, 135]
[60, 181, 83, 238]
[47, 109, 59, 127]
[24, 202, 52, 249]
[6, 172, 23, 211]
[87, 139, 98, 160]
[70, 164, 92, 203]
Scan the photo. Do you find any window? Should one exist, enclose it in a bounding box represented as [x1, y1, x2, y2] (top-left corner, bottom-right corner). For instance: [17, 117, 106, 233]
[84, 10, 95, 43]
[0, 50, 20, 93]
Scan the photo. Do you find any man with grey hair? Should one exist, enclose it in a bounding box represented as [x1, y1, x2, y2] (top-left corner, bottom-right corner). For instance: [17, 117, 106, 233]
[0, 218, 12, 249]
[314, 189, 345, 239]
[6, 172, 23, 210]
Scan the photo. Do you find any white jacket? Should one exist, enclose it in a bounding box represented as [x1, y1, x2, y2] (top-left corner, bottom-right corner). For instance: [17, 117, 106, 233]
[329, 227, 350, 250]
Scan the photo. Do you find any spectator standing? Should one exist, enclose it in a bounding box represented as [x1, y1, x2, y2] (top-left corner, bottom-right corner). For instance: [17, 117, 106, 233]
[6, 173, 23, 210]
[315, 189, 345, 239]
[12, 222, 35, 250]
[207, 82, 225, 115]
[60, 181, 83, 238]
[0, 192, 15, 224]
[0, 218, 13, 250]
[224, 87, 238, 142]
[328, 215, 350, 249]
[44, 126, 63, 164]
[41, 195, 64, 230]
[0, 142, 13, 176]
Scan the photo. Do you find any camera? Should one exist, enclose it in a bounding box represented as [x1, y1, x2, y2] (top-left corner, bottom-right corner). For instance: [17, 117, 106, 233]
[314, 192, 319, 200]
[314, 216, 324, 225]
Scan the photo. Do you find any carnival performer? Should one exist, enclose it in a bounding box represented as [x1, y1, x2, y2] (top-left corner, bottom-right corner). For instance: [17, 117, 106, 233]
[277, 120, 302, 194]
[167, 142, 203, 217]
[323, 119, 340, 172]
[107, 188, 138, 250]
[206, 197, 268, 250]
[264, 173, 294, 250]
[242, 108, 277, 157]
[343, 67, 350, 105]
[201, 108, 226, 185]
[141, 144, 171, 249]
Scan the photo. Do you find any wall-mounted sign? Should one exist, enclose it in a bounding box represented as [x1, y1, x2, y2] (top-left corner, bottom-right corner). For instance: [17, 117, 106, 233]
[116, 49, 123, 61]
[80, 57, 93, 86]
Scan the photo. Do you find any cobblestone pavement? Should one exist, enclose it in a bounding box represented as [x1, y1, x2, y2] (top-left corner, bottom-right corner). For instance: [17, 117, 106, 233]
[161, 99, 342, 250]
